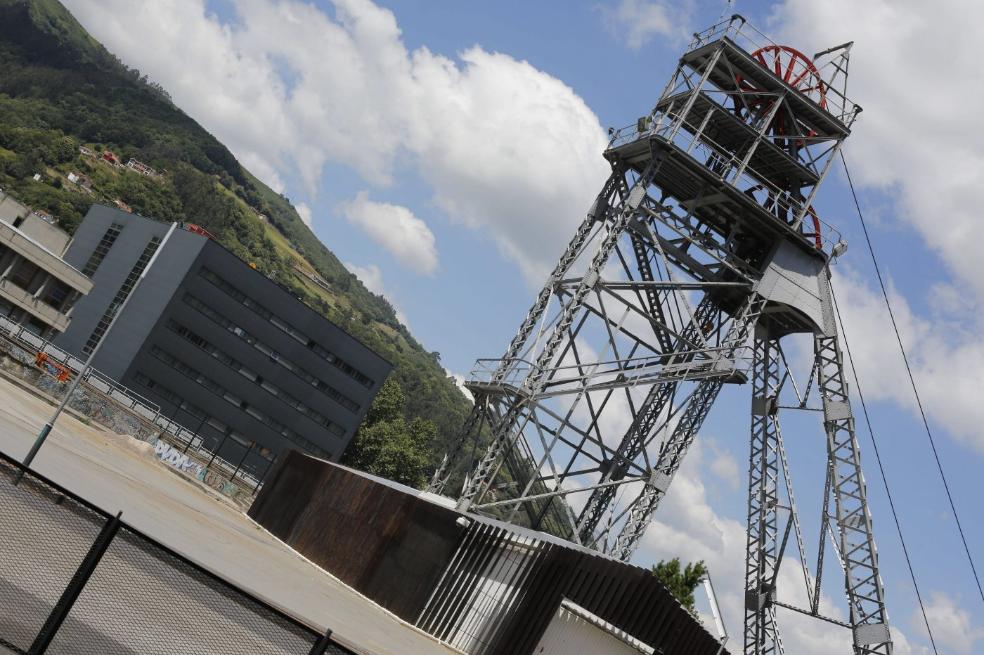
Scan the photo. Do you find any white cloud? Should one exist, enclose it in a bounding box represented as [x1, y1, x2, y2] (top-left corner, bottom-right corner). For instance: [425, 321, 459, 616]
[773, 0, 984, 302]
[295, 202, 313, 227]
[599, 0, 693, 50]
[445, 369, 475, 403]
[915, 592, 984, 655]
[339, 191, 438, 275]
[831, 268, 984, 452]
[63, 0, 608, 285]
[343, 261, 409, 327]
[407, 46, 610, 284]
[707, 441, 740, 490]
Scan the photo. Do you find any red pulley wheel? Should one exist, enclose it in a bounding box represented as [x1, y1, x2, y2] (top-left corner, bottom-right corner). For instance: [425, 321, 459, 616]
[750, 45, 827, 109]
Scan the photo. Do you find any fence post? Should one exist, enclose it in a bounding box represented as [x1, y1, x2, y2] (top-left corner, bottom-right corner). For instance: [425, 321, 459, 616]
[27, 512, 123, 655]
[308, 630, 334, 655]
[230, 442, 253, 481]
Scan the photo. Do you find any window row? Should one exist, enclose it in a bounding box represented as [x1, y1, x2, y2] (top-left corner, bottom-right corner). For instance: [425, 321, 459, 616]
[179, 294, 361, 413]
[81, 222, 123, 277]
[198, 266, 375, 388]
[149, 344, 346, 439]
[166, 318, 352, 429]
[133, 372, 325, 460]
[83, 235, 160, 355]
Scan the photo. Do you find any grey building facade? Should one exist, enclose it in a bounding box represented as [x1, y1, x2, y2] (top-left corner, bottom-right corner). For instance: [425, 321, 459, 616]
[56, 205, 391, 474]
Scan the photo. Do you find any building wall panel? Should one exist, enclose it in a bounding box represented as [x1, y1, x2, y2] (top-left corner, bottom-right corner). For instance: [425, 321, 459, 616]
[534, 605, 650, 655]
[249, 451, 464, 620]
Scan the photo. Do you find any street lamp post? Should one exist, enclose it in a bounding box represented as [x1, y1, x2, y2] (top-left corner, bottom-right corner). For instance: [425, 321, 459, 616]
[17, 222, 178, 480]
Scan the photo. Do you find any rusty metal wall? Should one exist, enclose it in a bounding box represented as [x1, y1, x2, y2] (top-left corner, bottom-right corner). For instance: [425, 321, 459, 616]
[248, 450, 464, 621]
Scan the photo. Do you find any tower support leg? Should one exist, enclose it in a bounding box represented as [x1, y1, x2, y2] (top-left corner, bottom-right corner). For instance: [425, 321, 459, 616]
[815, 334, 893, 655]
[744, 333, 782, 655]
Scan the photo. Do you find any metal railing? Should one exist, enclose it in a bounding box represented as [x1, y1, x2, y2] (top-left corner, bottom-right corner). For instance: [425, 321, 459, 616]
[0, 451, 351, 655]
[468, 345, 754, 399]
[685, 14, 860, 125]
[607, 112, 845, 255]
[0, 315, 267, 494]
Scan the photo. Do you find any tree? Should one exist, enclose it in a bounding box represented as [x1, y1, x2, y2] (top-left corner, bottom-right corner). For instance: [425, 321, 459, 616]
[342, 377, 436, 488]
[652, 557, 708, 613]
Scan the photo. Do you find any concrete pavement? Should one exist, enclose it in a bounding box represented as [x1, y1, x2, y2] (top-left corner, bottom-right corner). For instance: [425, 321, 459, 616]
[0, 377, 460, 655]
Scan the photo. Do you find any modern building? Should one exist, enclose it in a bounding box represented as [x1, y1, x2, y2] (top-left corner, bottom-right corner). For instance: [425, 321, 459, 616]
[250, 451, 730, 655]
[56, 205, 392, 474]
[0, 193, 91, 337]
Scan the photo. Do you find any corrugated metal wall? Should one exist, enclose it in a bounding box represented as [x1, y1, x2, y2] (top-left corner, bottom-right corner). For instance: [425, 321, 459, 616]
[417, 520, 728, 655]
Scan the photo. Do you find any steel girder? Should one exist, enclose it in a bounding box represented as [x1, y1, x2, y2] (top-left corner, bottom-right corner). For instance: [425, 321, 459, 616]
[454, 155, 667, 513]
[607, 293, 765, 560]
[738, 328, 892, 655]
[426, 170, 624, 495]
[816, 334, 892, 654]
[431, 17, 892, 654]
[744, 335, 783, 655]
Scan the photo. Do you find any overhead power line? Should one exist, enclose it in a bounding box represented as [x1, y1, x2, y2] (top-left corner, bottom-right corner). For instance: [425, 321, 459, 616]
[830, 283, 938, 655]
[840, 151, 984, 605]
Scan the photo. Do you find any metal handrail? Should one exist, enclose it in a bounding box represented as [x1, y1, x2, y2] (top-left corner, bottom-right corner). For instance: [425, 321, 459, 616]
[685, 14, 860, 124]
[608, 115, 844, 253]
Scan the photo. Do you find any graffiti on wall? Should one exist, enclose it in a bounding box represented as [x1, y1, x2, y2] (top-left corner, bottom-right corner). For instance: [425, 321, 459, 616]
[154, 439, 204, 477]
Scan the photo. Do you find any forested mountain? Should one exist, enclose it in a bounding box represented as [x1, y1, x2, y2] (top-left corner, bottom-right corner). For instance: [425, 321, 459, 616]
[0, 0, 472, 473]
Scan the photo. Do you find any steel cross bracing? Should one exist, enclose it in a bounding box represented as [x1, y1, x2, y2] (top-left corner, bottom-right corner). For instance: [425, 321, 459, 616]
[744, 336, 783, 655]
[431, 14, 892, 654]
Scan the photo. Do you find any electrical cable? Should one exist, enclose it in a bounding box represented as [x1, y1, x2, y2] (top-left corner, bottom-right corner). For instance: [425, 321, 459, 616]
[830, 282, 938, 655]
[841, 151, 984, 605]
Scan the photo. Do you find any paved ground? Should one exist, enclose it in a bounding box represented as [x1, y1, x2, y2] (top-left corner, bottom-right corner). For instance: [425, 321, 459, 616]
[0, 376, 460, 655]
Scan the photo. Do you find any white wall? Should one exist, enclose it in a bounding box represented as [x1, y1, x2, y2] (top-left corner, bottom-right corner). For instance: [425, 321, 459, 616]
[533, 604, 650, 655]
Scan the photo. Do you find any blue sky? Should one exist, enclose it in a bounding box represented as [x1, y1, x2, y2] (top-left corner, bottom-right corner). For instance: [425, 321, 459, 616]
[62, 1, 983, 652]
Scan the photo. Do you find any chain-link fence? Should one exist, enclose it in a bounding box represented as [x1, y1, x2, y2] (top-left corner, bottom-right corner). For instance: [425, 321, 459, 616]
[0, 453, 352, 655]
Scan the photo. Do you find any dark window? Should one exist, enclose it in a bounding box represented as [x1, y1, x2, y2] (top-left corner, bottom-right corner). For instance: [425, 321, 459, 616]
[81, 222, 124, 277]
[177, 297, 361, 413]
[26, 316, 48, 335]
[7, 259, 39, 290]
[150, 342, 344, 454]
[82, 236, 160, 355]
[41, 280, 72, 311]
[198, 266, 375, 388]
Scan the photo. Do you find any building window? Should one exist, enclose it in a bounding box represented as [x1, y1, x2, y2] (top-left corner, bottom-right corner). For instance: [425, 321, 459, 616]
[148, 344, 346, 448]
[7, 259, 39, 290]
[81, 222, 123, 277]
[25, 316, 49, 336]
[177, 298, 361, 413]
[41, 280, 72, 311]
[82, 236, 160, 355]
[198, 266, 375, 388]
[133, 372, 207, 420]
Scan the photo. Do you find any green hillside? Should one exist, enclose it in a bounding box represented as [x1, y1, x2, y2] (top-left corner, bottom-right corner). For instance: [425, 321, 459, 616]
[0, 0, 471, 471]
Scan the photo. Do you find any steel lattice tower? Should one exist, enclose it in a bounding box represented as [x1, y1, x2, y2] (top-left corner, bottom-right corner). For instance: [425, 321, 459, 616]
[430, 15, 892, 654]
